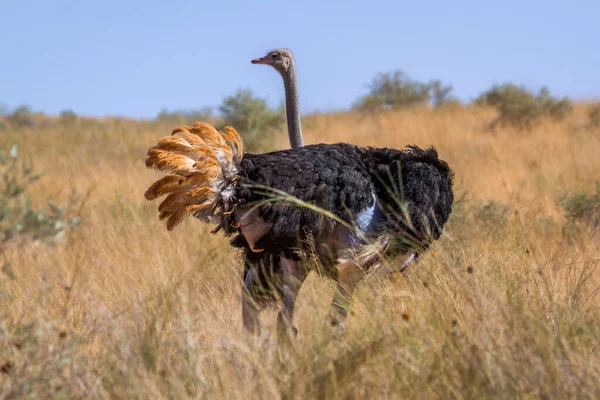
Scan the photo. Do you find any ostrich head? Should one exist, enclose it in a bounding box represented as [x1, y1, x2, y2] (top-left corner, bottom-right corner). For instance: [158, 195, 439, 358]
[251, 48, 304, 149]
[251, 49, 294, 75]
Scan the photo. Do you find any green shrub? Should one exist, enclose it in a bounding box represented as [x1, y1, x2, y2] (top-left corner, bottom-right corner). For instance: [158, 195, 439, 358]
[537, 87, 573, 121]
[430, 79, 456, 107]
[58, 109, 78, 126]
[559, 183, 600, 229]
[475, 84, 572, 129]
[447, 195, 511, 242]
[495, 92, 542, 129]
[475, 84, 527, 108]
[0, 144, 82, 276]
[474, 200, 510, 230]
[353, 70, 455, 112]
[5, 105, 36, 129]
[218, 89, 285, 152]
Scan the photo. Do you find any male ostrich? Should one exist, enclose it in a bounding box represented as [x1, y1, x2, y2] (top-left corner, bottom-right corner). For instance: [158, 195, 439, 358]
[236, 50, 452, 336]
[144, 50, 454, 340]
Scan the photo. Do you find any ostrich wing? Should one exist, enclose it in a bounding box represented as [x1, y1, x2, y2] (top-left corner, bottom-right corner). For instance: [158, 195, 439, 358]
[233, 143, 377, 252]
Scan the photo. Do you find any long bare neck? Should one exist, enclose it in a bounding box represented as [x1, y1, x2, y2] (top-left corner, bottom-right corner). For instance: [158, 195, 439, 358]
[281, 60, 304, 149]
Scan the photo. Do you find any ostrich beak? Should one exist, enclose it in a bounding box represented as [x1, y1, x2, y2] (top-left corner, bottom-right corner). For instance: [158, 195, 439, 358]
[251, 56, 269, 65]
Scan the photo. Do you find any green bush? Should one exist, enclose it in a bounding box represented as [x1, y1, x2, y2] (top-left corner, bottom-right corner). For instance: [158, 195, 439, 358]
[0, 144, 82, 278]
[475, 84, 572, 129]
[559, 183, 600, 229]
[353, 70, 455, 112]
[476, 84, 527, 108]
[430, 79, 455, 107]
[447, 195, 511, 242]
[474, 200, 510, 226]
[5, 105, 36, 129]
[537, 87, 573, 121]
[58, 109, 78, 126]
[218, 89, 285, 152]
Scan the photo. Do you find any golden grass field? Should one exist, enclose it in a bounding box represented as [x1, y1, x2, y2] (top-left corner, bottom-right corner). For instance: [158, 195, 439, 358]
[1, 105, 600, 398]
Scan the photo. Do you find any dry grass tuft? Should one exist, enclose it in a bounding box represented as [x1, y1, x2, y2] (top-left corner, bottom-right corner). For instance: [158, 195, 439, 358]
[1, 105, 600, 398]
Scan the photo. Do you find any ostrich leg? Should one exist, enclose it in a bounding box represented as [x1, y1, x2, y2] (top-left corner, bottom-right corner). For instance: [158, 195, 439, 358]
[328, 260, 367, 334]
[277, 256, 308, 344]
[242, 267, 262, 333]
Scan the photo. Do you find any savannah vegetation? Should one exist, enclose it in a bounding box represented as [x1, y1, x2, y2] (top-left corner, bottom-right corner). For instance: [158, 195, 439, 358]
[1, 76, 600, 398]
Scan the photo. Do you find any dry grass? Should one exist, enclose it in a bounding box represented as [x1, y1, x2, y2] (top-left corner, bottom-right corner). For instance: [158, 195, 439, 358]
[2, 105, 600, 399]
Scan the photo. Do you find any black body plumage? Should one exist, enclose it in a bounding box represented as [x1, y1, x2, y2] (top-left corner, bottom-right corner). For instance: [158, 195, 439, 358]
[228, 143, 454, 307]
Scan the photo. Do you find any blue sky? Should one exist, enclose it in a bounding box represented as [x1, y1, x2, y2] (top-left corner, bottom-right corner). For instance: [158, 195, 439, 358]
[2, 0, 599, 118]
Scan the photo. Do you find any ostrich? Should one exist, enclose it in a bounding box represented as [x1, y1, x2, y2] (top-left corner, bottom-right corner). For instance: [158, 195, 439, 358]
[235, 49, 452, 337]
[144, 119, 454, 340]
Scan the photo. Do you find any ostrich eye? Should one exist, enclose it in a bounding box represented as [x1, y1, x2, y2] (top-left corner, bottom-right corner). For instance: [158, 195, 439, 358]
[270, 53, 278, 59]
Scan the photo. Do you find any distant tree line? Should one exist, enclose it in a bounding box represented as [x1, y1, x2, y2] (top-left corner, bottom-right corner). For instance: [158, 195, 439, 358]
[2, 71, 600, 135]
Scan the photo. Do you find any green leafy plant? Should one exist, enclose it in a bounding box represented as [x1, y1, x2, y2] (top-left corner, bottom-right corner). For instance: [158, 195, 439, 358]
[218, 89, 285, 152]
[475, 84, 572, 129]
[58, 109, 78, 126]
[559, 182, 600, 229]
[353, 70, 455, 112]
[4, 105, 36, 129]
[0, 144, 82, 268]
